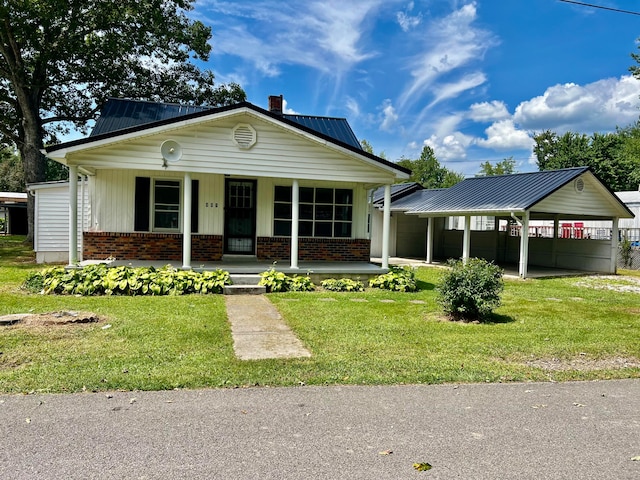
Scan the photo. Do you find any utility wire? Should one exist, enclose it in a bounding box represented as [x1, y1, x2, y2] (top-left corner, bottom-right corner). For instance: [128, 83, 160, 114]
[559, 0, 640, 16]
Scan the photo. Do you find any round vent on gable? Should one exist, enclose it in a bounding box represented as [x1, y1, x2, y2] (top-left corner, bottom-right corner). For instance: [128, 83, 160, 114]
[232, 123, 257, 149]
[574, 177, 585, 193]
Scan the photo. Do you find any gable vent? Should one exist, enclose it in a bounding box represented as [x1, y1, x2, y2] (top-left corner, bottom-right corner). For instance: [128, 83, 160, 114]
[232, 123, 257, 149]
[574, 177, 585, 193]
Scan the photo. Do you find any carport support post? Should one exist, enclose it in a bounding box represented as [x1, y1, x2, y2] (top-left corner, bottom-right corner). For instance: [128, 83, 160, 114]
[382, 184, 391, 269]
[68, 165, 78, 266]
[610, 217, 619, 274]
[425, 217, 433, 263]
[462, 215, 471, 263]
[182, 172, 192, 270]
[290, 179, 299, 269]
[519, 211, 530, 278]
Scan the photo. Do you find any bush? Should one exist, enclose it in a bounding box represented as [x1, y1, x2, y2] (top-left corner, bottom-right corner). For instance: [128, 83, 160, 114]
[258, 268, 314, 292]
[321, 278, 364, 292]
[23, 264, 231, 296]
[437, 258, 504, 321]
[369, 266, 417, 292]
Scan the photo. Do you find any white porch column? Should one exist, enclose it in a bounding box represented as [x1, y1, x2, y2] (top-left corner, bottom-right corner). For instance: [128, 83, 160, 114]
[519, 211, 530, 278]
[381, 184, 391, 269]
[290, 179, 300, 269]
[425, 217, 434, 263]
[610, 217, 619, 274]
[182, 172, 192, 270]
[68, 165, 78, 266]
[551, 215, 559, 266]
[462, 215, 471, 263]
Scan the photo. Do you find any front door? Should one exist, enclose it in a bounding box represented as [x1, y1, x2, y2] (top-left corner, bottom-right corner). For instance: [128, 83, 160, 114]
[224, 179, 257, 254]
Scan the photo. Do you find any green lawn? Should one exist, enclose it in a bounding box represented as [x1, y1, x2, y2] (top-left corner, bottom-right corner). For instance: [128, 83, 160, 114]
[1, 235, 638, 393]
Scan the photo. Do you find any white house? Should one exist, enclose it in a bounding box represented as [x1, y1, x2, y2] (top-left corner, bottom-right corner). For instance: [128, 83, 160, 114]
[43, 97, 410, 271]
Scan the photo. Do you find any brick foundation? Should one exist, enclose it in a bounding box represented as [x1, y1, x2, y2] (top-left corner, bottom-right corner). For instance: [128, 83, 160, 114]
[257, 237, 370, 262]
[83, 232, 223, 262]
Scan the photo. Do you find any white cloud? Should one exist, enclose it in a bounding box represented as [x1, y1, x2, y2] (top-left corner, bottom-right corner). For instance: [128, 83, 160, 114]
[429, 72, 487, 107]
[397, 2, 497, 108]
[424, 131, 474, 161]
[379, 99, 399, 131]
[203, 0, 388, 76]
[468, 101, 511, 122]
[476, 120, 534, 150]
[282, 98, 299, 115]
[397, 1, 422, 32]
[514, 75, 640, 132]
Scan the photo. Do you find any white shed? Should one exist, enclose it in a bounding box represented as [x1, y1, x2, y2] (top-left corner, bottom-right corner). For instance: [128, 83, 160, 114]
[27, 180, 90, 263]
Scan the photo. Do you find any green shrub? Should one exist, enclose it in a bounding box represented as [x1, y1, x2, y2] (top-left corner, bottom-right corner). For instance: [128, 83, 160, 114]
[369, 266, 417, 292]
[436, 258, 504, 321]
[321, 278, 365, 292]
[24, 264, 231, 296]
[620, 235, 633, 267]
[258, 268, 314, 292]
[289, 275, 315, 292]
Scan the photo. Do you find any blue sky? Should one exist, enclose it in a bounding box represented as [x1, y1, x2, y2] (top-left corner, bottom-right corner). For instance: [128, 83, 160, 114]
[193, 0, 640, 176]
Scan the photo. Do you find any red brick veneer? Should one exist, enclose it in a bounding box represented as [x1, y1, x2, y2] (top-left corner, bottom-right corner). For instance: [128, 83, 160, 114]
[257, 237, 370, 262]
[83, 232, 223, 262]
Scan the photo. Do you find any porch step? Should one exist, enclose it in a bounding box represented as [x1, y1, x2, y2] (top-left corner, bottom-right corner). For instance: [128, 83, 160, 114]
[224, 274, 265, 295]
[224, 285, 266, 295]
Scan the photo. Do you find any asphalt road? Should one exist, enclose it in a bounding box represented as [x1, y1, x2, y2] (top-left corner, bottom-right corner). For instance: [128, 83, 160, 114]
[1, 379, 639, 479]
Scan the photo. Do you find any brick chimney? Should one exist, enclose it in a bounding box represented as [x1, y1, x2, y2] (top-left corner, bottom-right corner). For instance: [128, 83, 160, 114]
[268, 95, 283, 115]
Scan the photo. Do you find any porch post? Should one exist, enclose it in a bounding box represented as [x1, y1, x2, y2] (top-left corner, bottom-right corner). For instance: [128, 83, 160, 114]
[290, 179, 299, 269]
[182, 172, 192, 270]
[462, 215, 471, 263]
[551, 214, 559, 266]
[519, 211, 530, 278]
[68, 165, 78, 266]
[381, 184, 391, 269]
[425, 217, 434, 263]
[610, 217, 619, 274]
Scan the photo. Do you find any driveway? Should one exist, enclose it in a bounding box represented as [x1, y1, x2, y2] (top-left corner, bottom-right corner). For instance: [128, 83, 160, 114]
[1, 380, 639, 479]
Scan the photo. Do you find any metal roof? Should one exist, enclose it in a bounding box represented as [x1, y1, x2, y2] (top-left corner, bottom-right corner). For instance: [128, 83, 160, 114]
[90, 99, 363, 149]
[388, 188, 446, 211]
[372, 182, 422, 204]
[408, 167, 593, 214]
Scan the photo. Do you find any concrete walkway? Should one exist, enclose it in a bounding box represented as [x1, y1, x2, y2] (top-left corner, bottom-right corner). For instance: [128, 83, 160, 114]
[224, 295, 312, 360]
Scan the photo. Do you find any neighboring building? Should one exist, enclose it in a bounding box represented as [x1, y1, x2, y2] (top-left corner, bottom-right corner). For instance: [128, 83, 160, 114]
[371, 168, 634, 278]
[0, 192, 27, 235]
[43, 97, 410, 270]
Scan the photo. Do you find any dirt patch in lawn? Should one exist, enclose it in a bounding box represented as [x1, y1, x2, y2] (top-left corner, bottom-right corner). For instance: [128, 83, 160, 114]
[574, 275, 640, 294]
[524, 356, 640, 372]
[0, 311, 103, 327]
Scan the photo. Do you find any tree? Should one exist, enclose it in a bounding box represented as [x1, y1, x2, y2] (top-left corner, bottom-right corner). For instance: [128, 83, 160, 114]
[360, 139, 386, 159]
[396, 145, 464, 188]
[0, 147, 24, 191]
[0, 0, 246, 243]
[477, 157, 516, 176]
[533, 128, 640, 191]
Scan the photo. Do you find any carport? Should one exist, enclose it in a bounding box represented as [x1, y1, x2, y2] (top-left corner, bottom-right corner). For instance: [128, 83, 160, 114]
[405, 167, 634, 278]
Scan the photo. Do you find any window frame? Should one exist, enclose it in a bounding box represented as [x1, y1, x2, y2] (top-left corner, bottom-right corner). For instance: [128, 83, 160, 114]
[151, 178, 182, 232]
[273, 185, 353, 239]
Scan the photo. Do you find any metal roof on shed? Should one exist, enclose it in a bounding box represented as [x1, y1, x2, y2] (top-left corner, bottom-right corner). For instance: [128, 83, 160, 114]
[90, 98, 363, 149]
[408, 167, 592, 214]
[387, 188, 446, 211]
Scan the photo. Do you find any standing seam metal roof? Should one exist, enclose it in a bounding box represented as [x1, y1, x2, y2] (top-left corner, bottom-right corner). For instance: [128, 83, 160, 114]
[408, 167, 591, 214]
[90, 98, 363, 149]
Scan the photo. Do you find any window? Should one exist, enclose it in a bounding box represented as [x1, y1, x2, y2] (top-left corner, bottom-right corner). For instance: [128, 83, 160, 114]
[153, 180, 181, 231]
[134, 177, 199, 233]
[274, 186, 353, 238]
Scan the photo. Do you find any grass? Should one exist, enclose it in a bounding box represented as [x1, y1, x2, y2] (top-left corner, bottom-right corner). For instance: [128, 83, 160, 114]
[0, 235, 639, 394]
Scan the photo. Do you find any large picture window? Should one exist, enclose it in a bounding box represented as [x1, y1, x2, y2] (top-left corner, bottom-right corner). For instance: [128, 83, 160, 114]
[274, 186, 353, 238]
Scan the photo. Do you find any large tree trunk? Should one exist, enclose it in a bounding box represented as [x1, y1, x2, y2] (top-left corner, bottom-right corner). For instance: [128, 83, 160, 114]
[19, 120, 46, 246]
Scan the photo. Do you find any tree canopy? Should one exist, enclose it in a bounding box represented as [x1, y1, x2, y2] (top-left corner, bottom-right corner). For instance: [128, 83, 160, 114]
[476, 157, 517, 176]
[396, 145, 464, 188]
[533, 126, 640, 191]
[0, 0, 246, 241]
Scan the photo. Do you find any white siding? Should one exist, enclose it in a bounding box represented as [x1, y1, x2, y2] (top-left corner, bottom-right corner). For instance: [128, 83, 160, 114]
[33, 182, 89, 263]
[66, 114, 399, 184]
